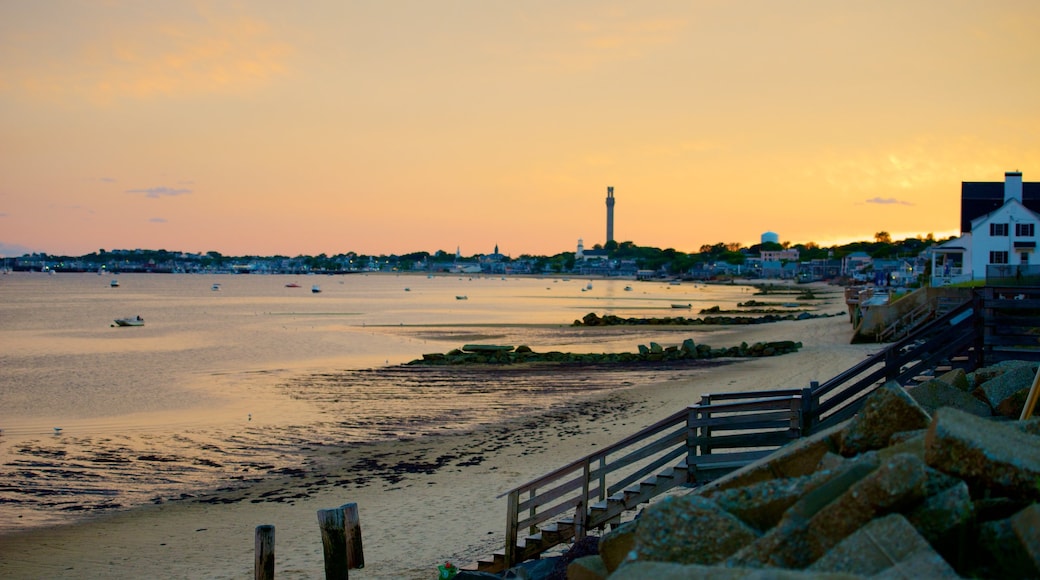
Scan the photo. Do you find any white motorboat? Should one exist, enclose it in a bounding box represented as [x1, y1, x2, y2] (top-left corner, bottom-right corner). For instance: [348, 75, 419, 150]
[113, 316, 144, 327]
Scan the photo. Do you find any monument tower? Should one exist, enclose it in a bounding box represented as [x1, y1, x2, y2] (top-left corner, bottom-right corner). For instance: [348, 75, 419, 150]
[605, 186, 615, 244]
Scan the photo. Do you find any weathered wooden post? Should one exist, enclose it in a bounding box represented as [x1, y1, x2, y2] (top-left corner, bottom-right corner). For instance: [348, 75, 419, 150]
[341, 502, 364, 570]
[318, 503, 364, 579]
[318, 508, 349, 579]
[254, 524, 275, 580]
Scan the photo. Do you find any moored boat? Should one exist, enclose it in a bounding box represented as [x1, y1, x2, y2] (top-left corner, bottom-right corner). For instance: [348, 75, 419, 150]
[113, 316, 144, 327]
[311, 285, 322, 293]
[110, 279, 119, 287]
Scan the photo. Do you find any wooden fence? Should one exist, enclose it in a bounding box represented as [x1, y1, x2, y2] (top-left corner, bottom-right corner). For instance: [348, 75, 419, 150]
[493, 292, 991, 569]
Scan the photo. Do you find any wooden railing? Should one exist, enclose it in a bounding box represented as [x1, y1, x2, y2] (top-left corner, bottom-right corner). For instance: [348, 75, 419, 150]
[497, 390, 811, 567]
[973, 286, 1040, 366]
[493, 291, 1004, 569]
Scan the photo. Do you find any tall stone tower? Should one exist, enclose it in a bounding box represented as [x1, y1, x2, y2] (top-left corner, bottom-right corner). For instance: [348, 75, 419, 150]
[605, 186, 615, 244]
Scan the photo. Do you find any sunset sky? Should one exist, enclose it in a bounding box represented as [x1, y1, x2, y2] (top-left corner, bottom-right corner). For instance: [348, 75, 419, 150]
[2, 1, 1038, 258]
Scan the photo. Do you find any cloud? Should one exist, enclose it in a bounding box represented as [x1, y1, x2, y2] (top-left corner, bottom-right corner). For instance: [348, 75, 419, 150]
[149, 217, 168, 223]
[866, 197, 913, 206]
[126, 186, 192, 199]
[0, 7, 292, 105]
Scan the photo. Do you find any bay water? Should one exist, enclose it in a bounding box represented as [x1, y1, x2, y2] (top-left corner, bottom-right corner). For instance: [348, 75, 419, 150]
[0, 272, 757, 531]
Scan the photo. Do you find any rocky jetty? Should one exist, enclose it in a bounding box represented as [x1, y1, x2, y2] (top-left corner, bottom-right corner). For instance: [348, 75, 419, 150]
[572, 311, 836, 327]
[406, 339, 803, 366]
[462, 360, 1040, 579]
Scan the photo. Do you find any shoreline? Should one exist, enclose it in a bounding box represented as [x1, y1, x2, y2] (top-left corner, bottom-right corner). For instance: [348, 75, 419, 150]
[0, 286, 872, 579]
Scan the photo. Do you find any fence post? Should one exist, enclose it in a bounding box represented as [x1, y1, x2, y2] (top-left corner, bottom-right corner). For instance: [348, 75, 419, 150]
[801, 382, 818, 436]
[317, 508, 349, 579]
[255, 524, 275, 580]
[505, 490, 519, 568]
[574, 499, 587, 540]
[341, 503, 364, 570]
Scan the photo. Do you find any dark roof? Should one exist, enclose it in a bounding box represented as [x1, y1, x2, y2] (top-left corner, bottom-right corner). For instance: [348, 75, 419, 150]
[960, 181, 1040, 233]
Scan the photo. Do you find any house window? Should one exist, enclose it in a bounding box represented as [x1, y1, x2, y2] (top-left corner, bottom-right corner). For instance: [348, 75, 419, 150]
[990, 223, 1009, 236]
[989, 251, 1009, 264]
[1016, 223, 1035, 237]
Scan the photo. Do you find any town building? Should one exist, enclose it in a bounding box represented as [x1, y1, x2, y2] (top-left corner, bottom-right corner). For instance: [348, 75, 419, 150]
[931, 171, 1040, 285]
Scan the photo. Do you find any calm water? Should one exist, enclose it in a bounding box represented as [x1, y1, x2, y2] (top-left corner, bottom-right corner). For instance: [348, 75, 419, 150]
[0, 271, 759, 531]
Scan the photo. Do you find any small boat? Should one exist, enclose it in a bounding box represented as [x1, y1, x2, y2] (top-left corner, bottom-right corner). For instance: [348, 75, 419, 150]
[624, 286, 633, 291]
[671, 303, 692, 309]
[113, 315, 144, 327]
[110, 279, 119, 287]
[455, 295, 468, 300]
[211, 283, 221, 291]
[311, 285, 321, 293]
[285, 282, 301, 288]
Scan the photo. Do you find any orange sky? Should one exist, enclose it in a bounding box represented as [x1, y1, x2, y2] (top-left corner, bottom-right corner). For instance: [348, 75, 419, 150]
[2, 1, 1038, 258]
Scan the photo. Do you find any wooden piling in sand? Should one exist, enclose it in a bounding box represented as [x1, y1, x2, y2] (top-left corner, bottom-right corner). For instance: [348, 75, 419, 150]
[254, 524, 275, 580]
[318, 502, 363, 579]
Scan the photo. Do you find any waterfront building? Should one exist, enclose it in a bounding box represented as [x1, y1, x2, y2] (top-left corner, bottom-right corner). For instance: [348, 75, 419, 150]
[931, 171, 1040, 285]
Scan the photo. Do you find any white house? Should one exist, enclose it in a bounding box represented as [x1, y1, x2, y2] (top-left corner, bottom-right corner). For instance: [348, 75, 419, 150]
[931, 171, 1040, 286]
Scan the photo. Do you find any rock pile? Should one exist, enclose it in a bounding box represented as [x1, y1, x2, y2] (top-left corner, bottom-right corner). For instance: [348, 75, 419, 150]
[573, 311, 834, 327]
[556, 360, 1040, 579]
[407, 339, 802, 366]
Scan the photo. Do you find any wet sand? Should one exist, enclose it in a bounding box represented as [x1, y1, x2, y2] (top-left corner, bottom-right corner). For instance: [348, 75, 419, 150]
[0, 287, 875, 579]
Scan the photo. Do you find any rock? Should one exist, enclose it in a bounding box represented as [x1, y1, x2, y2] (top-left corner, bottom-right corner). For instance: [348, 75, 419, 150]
[839, 382, 932, 457]
[634, 495, 759, 565]
[906, 378, 992, 417]
[924, 407, 1040, 501]
[607, 561, 862, 578]
[808, 513, 959, 578]
[567, 554, 608, 580]
[972, 364, 1038, 409]
[978, 503, 1040, 578]
[967, 360, 1036, 388]
[994, 386, 1031, 418]
[461, 344, 514, 352]
[709, 470, 842, 533]
[936, 367, 970, 392]
[597, 520, 637, 573]
[729, 453, 930, 569]
[904, 480, 974, 555]
[681, 338, 696, 353]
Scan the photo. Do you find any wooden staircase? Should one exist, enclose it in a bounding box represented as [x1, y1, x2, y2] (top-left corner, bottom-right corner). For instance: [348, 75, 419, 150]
[476, 460, 694, 571]
[470, 289, 1032, 573]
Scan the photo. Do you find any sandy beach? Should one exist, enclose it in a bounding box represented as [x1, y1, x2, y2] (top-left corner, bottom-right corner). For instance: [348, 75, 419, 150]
[0, 285, 876, 579]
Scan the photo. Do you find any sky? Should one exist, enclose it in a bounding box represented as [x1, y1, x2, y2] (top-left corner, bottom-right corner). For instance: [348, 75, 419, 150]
[2, 1, 1039, 258]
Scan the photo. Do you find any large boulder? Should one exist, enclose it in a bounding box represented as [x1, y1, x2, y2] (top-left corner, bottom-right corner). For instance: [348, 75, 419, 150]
[729, 453, 929, 569]
[808, 513, 959, 578]
[924, 407, 1040, 501]
[972, 364, 1038, 412]
[839, 382, 932, 457]
[907, 378, 992, 417]
[977, 503, 1040, 578]
[633, 495, 759, 565]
